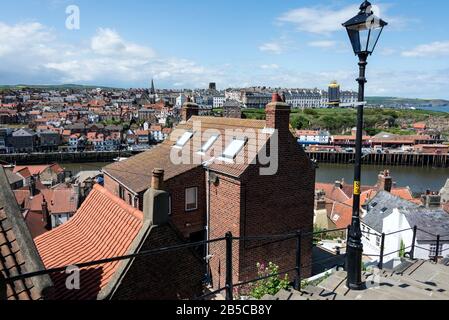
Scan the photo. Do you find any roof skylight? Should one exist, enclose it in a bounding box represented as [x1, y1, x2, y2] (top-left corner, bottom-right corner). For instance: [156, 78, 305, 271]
[174, 131, 193, 148]
[221, 138, 247, 160]
[199, 135, 219, 154]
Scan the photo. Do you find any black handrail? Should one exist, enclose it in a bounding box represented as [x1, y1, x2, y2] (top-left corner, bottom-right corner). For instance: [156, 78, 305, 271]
[234, 267, 297, 289]
[385, 228, 413, 237]
[2, 224, 446, 301]
[4, 236, 227, 283]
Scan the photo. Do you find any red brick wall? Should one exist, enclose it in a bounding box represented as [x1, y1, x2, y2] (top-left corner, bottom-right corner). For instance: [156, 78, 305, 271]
[238, 134, 315, 282]
[208, 133, 315, 291]
[109, 225, 204, 300]
[103, 174, 138, 208]
[165, 167, 206, 238]
[104, 169, 206, 239]
[208, 174, 242, 290]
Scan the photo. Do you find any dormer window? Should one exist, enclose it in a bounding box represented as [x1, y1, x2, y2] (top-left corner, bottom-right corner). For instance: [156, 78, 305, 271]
[219, 138, 247, 162]
[174, 131, 193, 149]
[198, 135, 219, 154]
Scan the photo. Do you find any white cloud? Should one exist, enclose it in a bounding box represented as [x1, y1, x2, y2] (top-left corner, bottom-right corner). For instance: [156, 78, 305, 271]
[0, 21, 56, 58]
[259, 42, 284, 54]
[91, 28, 155, 58]
[402, 41, 449, 57]
[277, 3, 408, 35]
[278, 5, 358, 35]
[308, 40, 337, 48]
[0, 21, 219, 87]
[260, 64, 279, 70]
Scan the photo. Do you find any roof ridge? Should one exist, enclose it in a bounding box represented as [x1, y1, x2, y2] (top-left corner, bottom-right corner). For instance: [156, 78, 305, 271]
[92, 184, 143, 221]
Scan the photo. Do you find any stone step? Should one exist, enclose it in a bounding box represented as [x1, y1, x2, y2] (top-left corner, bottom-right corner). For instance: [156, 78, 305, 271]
[301, 285, 339, 300]
[274, 289, 294, 300]
[288, 290, 311, 301]
[383, 272, 449, 299]
[318, 272, 347, 293]
[374, 275, 447, 300]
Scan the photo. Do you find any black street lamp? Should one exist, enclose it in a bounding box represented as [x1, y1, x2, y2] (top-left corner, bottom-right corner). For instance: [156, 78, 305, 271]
[342, 0, 387, 290]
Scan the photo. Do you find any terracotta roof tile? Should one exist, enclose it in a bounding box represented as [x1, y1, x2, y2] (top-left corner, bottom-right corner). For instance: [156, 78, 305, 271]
[316, 183, 350, 203]
[34, 184, 143, 300]
[330, 202, 353, 229]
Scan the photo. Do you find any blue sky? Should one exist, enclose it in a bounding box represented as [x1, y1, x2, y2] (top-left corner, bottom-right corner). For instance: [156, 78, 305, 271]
[1, 0, 449, 99]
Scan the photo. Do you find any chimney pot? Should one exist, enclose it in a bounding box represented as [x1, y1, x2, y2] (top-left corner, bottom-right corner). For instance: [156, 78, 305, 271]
[377, 170, 393, 193]
[181, 101, 199, 122]
[151, 168, 164, 190]
[265, 94, 291, 131]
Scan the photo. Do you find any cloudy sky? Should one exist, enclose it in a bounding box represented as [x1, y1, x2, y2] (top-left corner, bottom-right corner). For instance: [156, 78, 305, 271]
[1, 0, 449, 99]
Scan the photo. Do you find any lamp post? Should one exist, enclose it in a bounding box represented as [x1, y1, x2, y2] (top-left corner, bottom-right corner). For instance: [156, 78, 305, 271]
[342, 0, 387, 290]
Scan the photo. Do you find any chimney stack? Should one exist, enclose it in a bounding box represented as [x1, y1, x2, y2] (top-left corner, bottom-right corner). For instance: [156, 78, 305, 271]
[315, 190, 326, 211]
[334, 180, 343, 189]
[265, 93, 291, 132]
[421, 191, 442, 209]
[29, 175, 37, 197]
[42, 198, 52, 231]
[143, 169, 169, 226]
[377, 170, 392, 193]
[181, 98, 199, 122]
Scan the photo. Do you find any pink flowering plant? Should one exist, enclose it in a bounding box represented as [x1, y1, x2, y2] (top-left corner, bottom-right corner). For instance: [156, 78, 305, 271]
[249, 262, 290, 300]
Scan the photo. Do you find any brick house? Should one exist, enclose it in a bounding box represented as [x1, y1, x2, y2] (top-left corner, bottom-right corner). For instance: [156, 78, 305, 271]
[103, 94, 316, 288]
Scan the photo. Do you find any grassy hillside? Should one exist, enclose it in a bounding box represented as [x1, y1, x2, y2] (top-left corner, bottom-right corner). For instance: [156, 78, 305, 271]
[240, 107, 449, 136]
[366, 96, 449, 107]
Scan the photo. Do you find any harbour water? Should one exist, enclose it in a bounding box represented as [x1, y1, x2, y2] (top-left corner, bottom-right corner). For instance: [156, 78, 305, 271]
[316, 163, 449, 195]
[63, 161, 449, 196]
[416, 105, 449, 113]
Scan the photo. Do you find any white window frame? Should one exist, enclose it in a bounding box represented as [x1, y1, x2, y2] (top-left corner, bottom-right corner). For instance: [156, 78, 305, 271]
[185, 187, 198, 212]
[429, 243, 443, 257]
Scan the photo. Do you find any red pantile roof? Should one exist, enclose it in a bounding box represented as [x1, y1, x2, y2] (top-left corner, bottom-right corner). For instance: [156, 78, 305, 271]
[315, 183, 350, 203]
[34, 185, 143, 300]
[13, 164, 63, 176]
[329, 202, 353, 229]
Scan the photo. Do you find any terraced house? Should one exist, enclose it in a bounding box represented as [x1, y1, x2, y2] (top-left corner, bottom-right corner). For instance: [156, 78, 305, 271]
[103, 94, 316, 288]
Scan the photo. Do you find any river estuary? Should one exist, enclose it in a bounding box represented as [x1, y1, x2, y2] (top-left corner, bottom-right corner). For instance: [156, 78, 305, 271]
[63, 162, 449, 196]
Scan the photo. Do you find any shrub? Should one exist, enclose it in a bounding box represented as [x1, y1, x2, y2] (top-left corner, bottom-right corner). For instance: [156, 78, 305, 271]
[249, 262, 290, 299]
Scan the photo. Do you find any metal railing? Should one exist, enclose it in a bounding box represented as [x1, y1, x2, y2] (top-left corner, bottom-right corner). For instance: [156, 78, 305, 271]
[1, 225, 447, 301]
[361, 225, 449, 269]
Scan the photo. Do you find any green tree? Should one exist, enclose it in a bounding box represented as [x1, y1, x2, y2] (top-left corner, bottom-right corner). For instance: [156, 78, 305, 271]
[291, 115, 309, 130]
[303, 108, 318, 116]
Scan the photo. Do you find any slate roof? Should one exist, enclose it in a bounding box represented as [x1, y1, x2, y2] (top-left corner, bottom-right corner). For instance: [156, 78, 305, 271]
[363, 191, 419, 232]
[400, 207, 449, 242]
[223, 99, 242, 108]
[4, 168, 23, 185]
